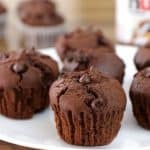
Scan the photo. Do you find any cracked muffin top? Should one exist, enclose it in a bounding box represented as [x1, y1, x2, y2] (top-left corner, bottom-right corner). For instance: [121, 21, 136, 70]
[63, 48, 125, 83]
[50, 68, 126, 114]
[18, 0, 64, 26]
[0, 48, 59, 89]
[56, 28, 114, 60]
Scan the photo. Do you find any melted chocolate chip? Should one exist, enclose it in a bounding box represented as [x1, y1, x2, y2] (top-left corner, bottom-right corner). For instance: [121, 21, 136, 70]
[84, 98, 93, 107]
[97, 36, 108, 46]
[77, 54, 88, 63]
[12, 63, 28, 74]
[67, 55, 74, 62]
[91, 98, 103, 110]
[79, 74, 91, 84]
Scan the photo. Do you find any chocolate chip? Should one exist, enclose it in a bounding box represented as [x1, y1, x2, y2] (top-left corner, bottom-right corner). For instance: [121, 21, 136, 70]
[67, 55, 74, 62]
[79, 74, 91, 84]
[12, 63, 28, 74]
[77, 55, 88, 63]
[84, 98, 93, 107]
[97, 37, 108, 46]
[91, 98, 103, 110]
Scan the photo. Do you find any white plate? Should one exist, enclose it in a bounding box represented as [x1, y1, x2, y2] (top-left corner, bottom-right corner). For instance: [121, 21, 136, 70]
[0, 45, 149, 150]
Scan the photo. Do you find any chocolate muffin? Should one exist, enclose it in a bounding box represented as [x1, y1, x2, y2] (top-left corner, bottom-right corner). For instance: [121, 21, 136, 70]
[130, 67, 150, 129]
[18, 0, 64, 26]
[50, 68, 126, 146]
[134, 47, 150, 70]
[56, 28, 114, 60]
[0, 48, 59, 119]
[63, 48, 125, 83]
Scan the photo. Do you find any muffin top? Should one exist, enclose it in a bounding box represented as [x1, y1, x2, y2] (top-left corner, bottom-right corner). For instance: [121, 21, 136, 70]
[0, 48, 59, 89]
[56, 28, 114, 60]
[0, 2, 6, 14]
[63, 48, 125, 83]
[18, 0, 64, 26]
[50, 68, 126, 114]
[134, 47, 150, 70]
[130, 67, 150, 95]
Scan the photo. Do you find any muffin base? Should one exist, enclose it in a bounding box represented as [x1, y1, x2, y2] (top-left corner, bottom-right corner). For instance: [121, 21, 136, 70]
[0, 87, 49, 119]
[53, 105, 124, 146]
[130, 91, 150, 130]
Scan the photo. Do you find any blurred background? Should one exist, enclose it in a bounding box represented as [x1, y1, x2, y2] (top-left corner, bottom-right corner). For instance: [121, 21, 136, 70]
[0, 0, 114, 51]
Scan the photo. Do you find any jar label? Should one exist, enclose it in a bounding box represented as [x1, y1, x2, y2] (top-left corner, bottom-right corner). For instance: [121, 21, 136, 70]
[116, 0, 150, 46]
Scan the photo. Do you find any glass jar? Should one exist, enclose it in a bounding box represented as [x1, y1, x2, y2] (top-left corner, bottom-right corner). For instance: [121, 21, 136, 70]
[116, 0, 150, 46]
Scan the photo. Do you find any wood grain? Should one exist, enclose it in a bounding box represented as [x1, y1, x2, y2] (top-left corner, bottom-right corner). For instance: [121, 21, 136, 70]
[0, 141, 35, 150]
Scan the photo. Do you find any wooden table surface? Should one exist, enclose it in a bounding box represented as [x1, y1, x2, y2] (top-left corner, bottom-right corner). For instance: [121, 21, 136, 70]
[0, 141, 35, 150]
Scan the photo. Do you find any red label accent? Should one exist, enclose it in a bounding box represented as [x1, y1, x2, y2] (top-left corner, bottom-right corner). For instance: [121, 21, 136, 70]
[139, 0, 150, 10]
